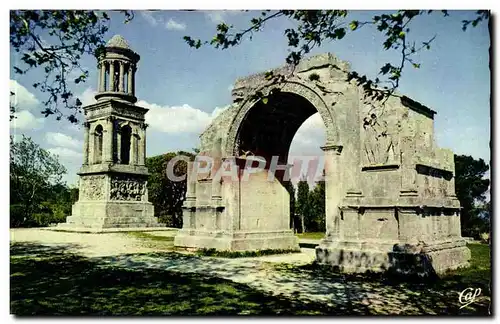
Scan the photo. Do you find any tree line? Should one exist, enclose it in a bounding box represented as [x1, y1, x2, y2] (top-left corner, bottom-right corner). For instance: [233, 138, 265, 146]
[10, 135, 490, 239]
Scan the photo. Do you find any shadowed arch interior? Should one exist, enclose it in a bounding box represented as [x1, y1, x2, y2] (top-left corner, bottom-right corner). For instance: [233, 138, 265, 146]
[235, 92, 320, 170]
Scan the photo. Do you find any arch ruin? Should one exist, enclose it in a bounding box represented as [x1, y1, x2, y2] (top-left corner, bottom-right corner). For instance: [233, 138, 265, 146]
[174, 53, 471, 275]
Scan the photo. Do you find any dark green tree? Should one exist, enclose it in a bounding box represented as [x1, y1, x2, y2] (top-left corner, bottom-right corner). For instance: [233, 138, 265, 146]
[36, 183, 78, 226]
[146, 151, 195, 227]
[296, 178, 310, 233]
[308, 174, 326, 232]
[10, 135, 67, 227]
[454, 154, 490, 238]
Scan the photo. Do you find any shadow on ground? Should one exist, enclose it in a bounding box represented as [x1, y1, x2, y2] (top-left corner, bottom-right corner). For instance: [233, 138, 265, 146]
[10, 242, 369, 316]
[10, 242, 491, 316]
[272, 243, 491, 316]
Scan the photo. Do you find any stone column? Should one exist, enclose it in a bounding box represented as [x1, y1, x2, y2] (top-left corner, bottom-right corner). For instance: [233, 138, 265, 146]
[99, 62, 106, 92]
[88, 125, 95, 165]
[109, 60, 115, 92]
[128, 65, 133, 94]
[97, 63, 101, 92]
[186, 162, 196, 199]
[211, 138, 223, 203]
[119, 61, 125, 92]
[321, 144, 344, 238]
[130, 66, 135, 95]
[138, 124, 147, 165]
[130, 129, 136, 166]
[182, 161, 197, 229]
[83, 122, 90, 165]
[136, 134, 142, 165]
[447, 174, 458, 199]
[105, 117, 114, 163]
[117, 128, 121, 164]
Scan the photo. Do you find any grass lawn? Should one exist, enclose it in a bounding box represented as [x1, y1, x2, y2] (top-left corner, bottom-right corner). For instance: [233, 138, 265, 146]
[295, 232, 325, 240]
[447, 243, 491, 292]
[124, 231, 179, 251]
[10, 241, 491, 316]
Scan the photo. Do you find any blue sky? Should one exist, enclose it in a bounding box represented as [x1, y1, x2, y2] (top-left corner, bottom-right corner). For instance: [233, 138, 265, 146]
[9, 10, 491, 186]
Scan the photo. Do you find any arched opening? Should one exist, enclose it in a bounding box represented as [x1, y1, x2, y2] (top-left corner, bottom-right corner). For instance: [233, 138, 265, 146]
[234, 92, 326, 232]
[93, 124, 103, 164]
[288, 113, 326, 234]
[120, 125, 132, 164]
[236, 92, 318, 165]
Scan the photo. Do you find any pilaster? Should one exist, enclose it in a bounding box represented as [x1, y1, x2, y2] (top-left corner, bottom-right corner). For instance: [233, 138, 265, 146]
[104, 117, 114, 163]
[321, 144, 343, 238]
[109, 60, 115, 92]
[119, 61, 125, 92]
[83, 121, 90, 165]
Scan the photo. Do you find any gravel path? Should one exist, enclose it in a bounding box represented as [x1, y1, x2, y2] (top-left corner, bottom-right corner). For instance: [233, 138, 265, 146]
[10, 228, 162, 257]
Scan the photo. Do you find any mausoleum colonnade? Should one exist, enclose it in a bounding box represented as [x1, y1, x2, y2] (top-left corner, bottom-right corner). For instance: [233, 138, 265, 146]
[82, 119, 147, 166]
[97, 59, 136, 94]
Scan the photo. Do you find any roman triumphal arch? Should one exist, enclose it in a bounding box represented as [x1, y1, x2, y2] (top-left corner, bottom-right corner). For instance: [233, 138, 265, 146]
[174, 53, 471, 275]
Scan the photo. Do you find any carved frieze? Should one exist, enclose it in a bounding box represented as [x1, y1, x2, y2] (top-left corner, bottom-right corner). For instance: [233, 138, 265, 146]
[80, 175, 105, 200]
[361, 103, 400, 166]
[110, 175, 146, 201]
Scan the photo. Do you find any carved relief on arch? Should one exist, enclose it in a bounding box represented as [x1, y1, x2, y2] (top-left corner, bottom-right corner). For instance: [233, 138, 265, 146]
[360, 102, 401, 166]
[223, 80, 339, 157]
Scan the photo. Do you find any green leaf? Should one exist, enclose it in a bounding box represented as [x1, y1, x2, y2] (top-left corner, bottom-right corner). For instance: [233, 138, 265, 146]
[412, 63, 420, 69]
[334, 28, 346, 39]
[380, 63, 392, 75]
[262, 97, 269, 104]
[349, 21, 358, 31]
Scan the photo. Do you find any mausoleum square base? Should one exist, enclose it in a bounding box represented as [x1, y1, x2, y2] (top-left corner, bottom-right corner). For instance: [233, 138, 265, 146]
[174, 229, 300, 252]
[58, 200, 164, 230]
[315, 238, 471, 276]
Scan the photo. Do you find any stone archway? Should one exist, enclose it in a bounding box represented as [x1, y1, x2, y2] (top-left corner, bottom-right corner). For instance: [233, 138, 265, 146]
[175, 53, 470, 276]
[175, 56, 348, 252]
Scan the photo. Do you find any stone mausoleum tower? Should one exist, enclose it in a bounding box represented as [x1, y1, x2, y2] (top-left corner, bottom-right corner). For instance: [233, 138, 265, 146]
[59, 35, 161, 230]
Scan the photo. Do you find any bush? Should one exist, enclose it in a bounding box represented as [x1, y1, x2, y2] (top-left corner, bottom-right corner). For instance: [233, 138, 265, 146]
[480, 232, 490, 244]
[10, 202, 69, 228]
[32, 212, 54, 227]
[157, 211, 182, 228]
[10, 204, 27, 228]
